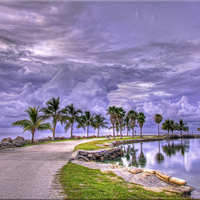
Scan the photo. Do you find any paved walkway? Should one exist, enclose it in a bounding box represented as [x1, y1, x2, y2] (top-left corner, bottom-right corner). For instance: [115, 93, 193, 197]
[0, 138, 104, 199]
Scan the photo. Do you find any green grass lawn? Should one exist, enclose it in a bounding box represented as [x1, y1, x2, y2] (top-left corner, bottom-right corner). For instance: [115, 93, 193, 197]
[74, 135, 165, 151]
[59, 162, 188, 200]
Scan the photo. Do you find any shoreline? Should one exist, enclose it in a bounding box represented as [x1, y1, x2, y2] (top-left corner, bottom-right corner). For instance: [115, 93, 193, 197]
[1, 134, 199, 151]
[72, 160, 194, 196]
[70, 135, 200, 198]
[0, 132, 199, 142]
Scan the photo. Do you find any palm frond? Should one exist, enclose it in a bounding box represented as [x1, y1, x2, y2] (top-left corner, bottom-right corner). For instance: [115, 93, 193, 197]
[64, 123, 71, 132]
[22, 126, 32, 133]
[12, 119, 31, 128]
[37, 123, 52, 131]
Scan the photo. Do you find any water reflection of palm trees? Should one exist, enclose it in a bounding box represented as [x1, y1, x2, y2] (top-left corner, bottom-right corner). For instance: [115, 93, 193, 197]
[131, 143, 139, 167]
[125, 145, 131, 161]
[155, 141, 164, 163]
[121, 143, 147, 168]
[138, 143, 147, 168]
[162, 139, 189, 157]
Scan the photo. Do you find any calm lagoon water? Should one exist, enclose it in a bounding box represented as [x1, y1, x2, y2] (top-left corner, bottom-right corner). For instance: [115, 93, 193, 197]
[108, 138, 200, 198]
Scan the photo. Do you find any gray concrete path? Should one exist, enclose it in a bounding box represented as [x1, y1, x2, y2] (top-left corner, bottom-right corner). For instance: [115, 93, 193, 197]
[0, 138, 104, 199]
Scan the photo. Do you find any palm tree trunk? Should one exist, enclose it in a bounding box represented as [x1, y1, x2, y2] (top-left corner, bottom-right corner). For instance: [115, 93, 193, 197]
[127, 125, 128, 136]
[53, 123, 56, 141]
[132, 127, 134, 138]
[140, 124, 143, 138]
[181, 130, 182, 135]
[70, 123, 73, 139]
[113, 124, 115, 139]
[97, 127, 99, 137]
[158, 123, 160, 136]
[87, 126, 89, 138]
[120, 125, 122, 139]
[53, 130, 55, 141]
[31, 131, 34, 144]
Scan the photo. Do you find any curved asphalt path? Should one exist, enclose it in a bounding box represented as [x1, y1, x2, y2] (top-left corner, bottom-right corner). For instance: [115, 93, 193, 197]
[0, 138, 104, 199]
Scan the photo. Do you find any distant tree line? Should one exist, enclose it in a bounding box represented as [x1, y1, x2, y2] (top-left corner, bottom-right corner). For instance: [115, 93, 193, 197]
[12, 97, 190, 143]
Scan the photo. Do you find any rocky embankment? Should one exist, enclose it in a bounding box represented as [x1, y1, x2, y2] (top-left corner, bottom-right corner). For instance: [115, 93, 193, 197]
[70, 134, 200, 161]
[0, 136, 67, 150]
[72, 160, 194, 195]
[70, 147, 124, 161]
[70, 134, 199, 196]
[111, 134, 200, 147]
[1, 134, 199, 151]
[0, 134, 112, 150]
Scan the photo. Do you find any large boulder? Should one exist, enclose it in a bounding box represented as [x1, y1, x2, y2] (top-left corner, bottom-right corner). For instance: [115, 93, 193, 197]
[127, 167, 142, 174]
[169, 177, 187, 185]
[38, 138, 46, 143]
[46, 136, 52, 141]
[12, 136, 26, 147]
[24, 139, 30, 144]
[33, 139, 39, 143]
[1, 137, 13, 147]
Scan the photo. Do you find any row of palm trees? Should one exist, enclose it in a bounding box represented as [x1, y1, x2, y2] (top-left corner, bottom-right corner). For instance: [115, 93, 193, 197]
[161, 119, 189, 135]
[153, 114, 189, 136]
[12, 97, 110, 143]
[106, 106, 146, 139]
[12, 96, 189, 143]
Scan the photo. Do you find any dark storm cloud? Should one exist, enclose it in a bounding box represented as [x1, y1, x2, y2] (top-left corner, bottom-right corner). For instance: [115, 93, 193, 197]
[0, 60, 51, 94]
[0, 1, 200, 133]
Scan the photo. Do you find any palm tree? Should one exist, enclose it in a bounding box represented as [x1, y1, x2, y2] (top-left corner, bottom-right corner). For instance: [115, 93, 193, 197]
[40, 97, 62, 140]
[123, 115, 131, 136]
[115, 107, 126, 139]
[92, 114, 109, 137]
[162, 119, 171, 135]
[61, 103, 82, 139]
[108, 119, 121, 136]
[12, 107, 51, 143]
[183, 126, 189, 134]
[177, 119, 188, 135]
[128, 110, 138, 138]
[137, 112, 146, 138]
[116, 120, 120, 136]
[106, 106, 117, 139]
[77, 111, 94, 138]
[169, 120, 176, 136]
[154, 114, 163, 136]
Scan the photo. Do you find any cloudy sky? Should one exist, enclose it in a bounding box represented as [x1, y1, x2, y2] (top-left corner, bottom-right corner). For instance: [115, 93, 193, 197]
[0, 1, 200, 138]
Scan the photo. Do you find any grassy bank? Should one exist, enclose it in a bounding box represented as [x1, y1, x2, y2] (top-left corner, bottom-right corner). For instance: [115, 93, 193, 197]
[74, 135, 164, 151]
[59, 162, 188, 200]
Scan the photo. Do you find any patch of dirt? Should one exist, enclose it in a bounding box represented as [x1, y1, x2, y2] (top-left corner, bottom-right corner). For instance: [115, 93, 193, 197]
[106, 176, 122, 181]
